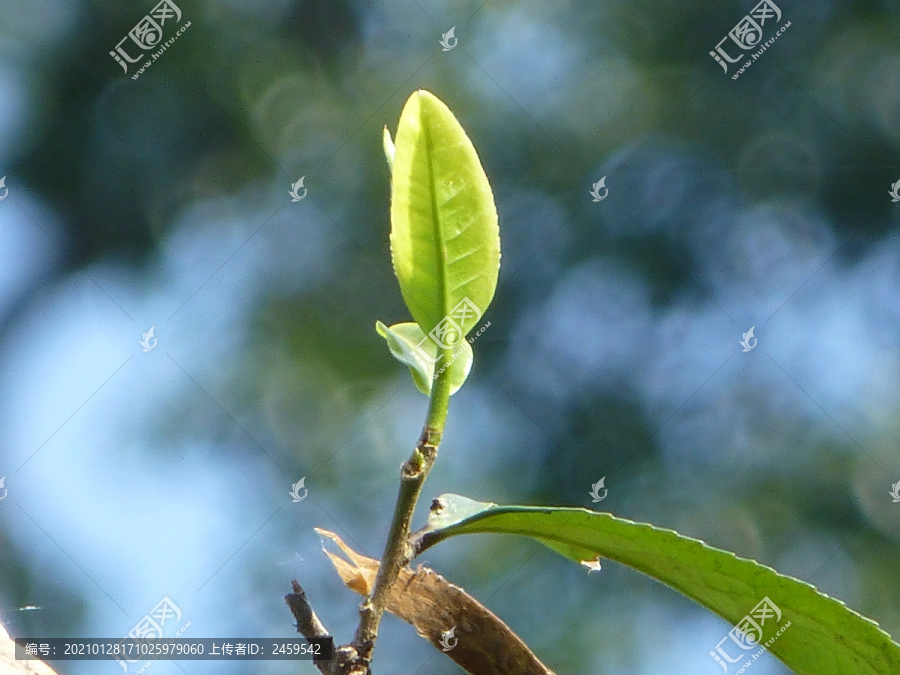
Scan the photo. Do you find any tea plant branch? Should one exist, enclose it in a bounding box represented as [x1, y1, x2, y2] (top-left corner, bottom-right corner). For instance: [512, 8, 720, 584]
[322, 529, 556, 675]
[294, 90, 499, 674]
[349, 90, 497, 671]
[351, 364, 452, 667]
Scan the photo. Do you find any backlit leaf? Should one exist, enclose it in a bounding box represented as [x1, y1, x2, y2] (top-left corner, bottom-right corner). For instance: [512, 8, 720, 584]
[414, 495, 900, 675]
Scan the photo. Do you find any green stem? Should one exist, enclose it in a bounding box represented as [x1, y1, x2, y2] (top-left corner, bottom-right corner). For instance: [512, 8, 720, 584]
[424, 356, 453, 437]
[350, 355, 453, 671]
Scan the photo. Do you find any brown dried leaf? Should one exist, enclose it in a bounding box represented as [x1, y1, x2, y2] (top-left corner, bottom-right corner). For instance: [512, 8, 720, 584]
[316, 528, 555, 675]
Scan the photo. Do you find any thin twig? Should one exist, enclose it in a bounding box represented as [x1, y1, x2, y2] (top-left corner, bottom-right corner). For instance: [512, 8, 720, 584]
[285, 580, 356, 675]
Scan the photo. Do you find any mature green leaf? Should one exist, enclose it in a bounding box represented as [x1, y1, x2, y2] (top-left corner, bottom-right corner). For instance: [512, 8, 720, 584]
[414, 495, 900, 675]
[389, 90, 500, 343]
[375, 321, 472, 396]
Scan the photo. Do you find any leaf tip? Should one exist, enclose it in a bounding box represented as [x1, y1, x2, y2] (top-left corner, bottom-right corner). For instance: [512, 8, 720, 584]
[382, 126, 395, 169]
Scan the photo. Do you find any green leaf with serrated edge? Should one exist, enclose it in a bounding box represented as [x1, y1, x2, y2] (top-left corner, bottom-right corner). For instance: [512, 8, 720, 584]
[413, 495, 900, 675]
[375, 321, 472, 396]
[389, 90, 500, 342]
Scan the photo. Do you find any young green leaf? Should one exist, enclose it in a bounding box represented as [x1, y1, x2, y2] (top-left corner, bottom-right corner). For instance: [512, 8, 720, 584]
[413, 495, 900, 675]
[388, 90, 500, 342]
[375, 321, 472, 396]
[382, 125, 395, 171]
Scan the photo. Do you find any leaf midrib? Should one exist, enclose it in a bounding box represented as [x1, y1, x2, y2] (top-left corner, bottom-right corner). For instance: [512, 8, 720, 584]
[421, 94, 450, 334]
